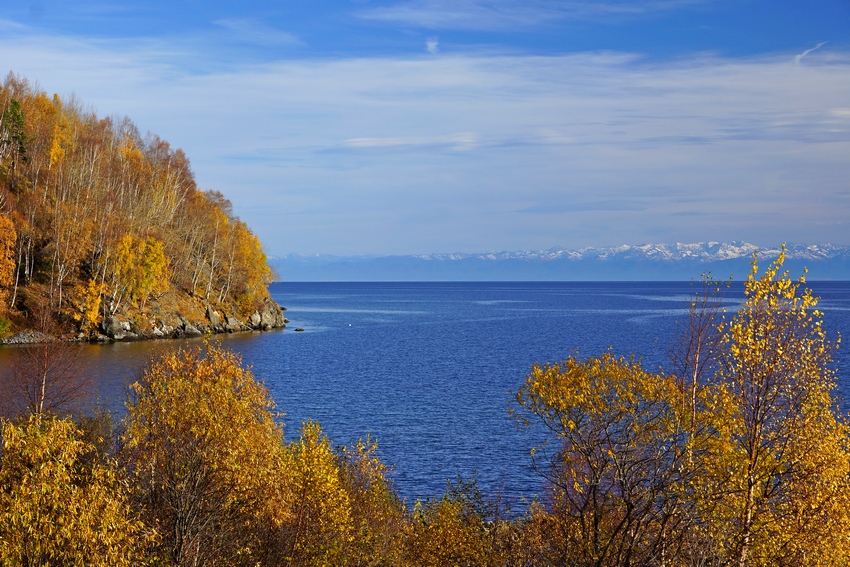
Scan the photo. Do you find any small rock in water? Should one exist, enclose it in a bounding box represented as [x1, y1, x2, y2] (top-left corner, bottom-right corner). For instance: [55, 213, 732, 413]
[295, 328, 304, 332]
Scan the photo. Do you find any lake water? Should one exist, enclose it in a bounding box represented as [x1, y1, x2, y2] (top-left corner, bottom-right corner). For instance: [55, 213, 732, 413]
[3, 281, 850, 505]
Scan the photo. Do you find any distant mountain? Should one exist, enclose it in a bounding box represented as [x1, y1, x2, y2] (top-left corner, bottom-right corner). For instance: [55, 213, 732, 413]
[271, 243, 850, 281]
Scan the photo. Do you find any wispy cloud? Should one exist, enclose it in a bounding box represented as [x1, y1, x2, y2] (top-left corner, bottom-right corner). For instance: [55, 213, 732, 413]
[519, 200, 647, 213]
[794, 41, 827, 65]
[0, 17, 30, 32]
[359, 0, 710, 31]
[0, 32, 848, 254]
[214, 18, 303, 47]
[344, 132, 477, 150]
[426, 37, 439, 54]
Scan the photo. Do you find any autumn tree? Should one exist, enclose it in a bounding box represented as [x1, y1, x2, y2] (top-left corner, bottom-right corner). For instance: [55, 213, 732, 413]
[0, 213, 15, 312]
[0, 414, 147, 566]
[669, 277, 726, 445]
[270, 421, 355, 566]
[0, 95, 29, 188]
[402, 478, 501, 567]
[515, 354, 710, 567]
[336, 436, 407, 566]
[515, 252, 850, 566]
[2, 341, 90, 419]
[709, 251, 850, 566]
[121, 345, 290, 567]
[0, 74, 275, 334]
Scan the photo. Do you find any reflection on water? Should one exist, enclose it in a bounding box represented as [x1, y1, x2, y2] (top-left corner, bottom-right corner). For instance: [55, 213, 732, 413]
[0, 335, 214, 416]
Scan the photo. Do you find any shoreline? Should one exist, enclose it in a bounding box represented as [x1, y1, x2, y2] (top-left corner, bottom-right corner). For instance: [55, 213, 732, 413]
[0, 301, 289, 345]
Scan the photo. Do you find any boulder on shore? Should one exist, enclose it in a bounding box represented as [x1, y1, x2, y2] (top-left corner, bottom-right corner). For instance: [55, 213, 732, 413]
[102, 316, 126, 340]
[184, 323, 202, 337]
[225, 316, 241, 333]
[206, 305, 221, 327]
[260, 300, 287, 328]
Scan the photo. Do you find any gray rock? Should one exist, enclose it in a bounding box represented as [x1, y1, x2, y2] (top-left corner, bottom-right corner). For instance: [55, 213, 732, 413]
[225, 316, 241, 333]
[0, 331, 56, 344]
[121, 321, 131, 331]
[162, 325, 174, 335]
[260, 306, 275, 326]
[259, 300, 287, 328]
[207, 306, 220, 327]
[184, 324, 202, 337]
[103, 316, 126, 340]
[152, 327, 164, 337]
[250, 312, 261, 327]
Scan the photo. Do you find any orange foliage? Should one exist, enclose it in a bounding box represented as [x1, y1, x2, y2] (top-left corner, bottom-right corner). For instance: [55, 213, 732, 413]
[0, 73, 274, 332]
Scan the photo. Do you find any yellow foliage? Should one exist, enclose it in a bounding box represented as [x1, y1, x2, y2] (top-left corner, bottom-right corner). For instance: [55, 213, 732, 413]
[516, 354, 699, 566]
[122, 345, 289, 566]
[139, 236, 169, 299]
[111, 234, 169, 308]
[284, 421, 355, 566]
[0, 213, 15, 309]
[232, 222, 272, 296]
[403, 480, 491, 567]
[711, 249, 850, 566]
[118, 137, 145, 165]
[0, 415, 146, 566]
[515, 251, 850, 566]
[48, 103, 73, 168]
[0, 76, 278, 332]
[68, 278, 104, 332]
[338, 436, 406, 565]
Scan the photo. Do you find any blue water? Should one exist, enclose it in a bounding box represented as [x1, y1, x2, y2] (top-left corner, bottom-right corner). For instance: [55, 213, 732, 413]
[4, 281, 850, 505]
[223, 281, 850, 504]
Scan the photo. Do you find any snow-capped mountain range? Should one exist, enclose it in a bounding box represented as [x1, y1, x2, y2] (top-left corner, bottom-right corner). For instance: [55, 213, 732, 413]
[271, 243, 850, 281]
[406, 242, 850, 263]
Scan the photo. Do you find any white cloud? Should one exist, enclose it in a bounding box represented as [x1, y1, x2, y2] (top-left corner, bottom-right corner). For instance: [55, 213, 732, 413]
[794, 41, 827, 65]
[213, 18, 303, 47]
[344, 132, 475, 149]
[359, 0, 710, 31]
[0, 18, 30, 32]
[426, 37, 439, 54]
[0, 32, 848, 254]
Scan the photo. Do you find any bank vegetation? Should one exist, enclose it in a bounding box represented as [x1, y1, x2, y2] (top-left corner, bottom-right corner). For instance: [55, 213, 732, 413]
[0, 73, 276, 341]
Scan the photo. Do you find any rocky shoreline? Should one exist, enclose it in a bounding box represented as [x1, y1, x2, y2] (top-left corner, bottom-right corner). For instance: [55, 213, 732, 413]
[1, 300, 289, 345]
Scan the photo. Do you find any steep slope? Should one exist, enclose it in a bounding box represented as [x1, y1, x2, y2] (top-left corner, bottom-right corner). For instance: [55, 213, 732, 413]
[0, 74, 284, 341]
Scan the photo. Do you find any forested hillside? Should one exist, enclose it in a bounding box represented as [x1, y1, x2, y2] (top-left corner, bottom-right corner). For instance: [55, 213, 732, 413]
[0, 73, 281, 340]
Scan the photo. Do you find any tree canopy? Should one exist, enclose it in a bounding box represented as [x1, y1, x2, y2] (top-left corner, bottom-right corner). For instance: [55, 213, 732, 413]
[0, 73, 274, 336]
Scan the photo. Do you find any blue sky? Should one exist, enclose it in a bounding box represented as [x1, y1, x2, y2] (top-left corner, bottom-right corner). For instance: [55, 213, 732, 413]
[1, 0, 849, 255]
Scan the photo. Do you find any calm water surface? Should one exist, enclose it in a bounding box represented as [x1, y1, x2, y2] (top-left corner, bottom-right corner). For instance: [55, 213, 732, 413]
[4, 281, 850, 504]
